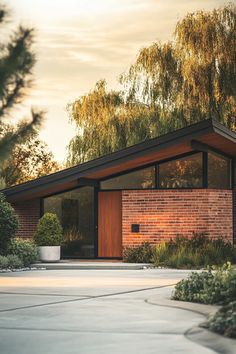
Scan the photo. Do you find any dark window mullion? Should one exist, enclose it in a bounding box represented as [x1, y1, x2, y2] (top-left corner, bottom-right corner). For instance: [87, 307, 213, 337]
[203, 152, 208, 188]
[156, 165, 160, 189]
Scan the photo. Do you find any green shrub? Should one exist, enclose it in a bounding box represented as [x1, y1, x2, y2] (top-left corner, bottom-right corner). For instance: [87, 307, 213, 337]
[8, 238, 38, 266]
[0, 255, 9, 269]
[202, 301, 236, 338]
[0, 254, 23, 269]
[152, 234, 236, 269]
[0, 254, 25, 270]
[7, 254, 23, 269]
[172, 263, 236, 305]
[34, 213, 63, 246]
[123, 242, 154, 263]
[0, 193, 18, 255]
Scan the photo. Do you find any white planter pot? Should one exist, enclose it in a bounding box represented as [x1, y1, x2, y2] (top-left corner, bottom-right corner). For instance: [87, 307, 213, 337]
[38, 246, 61, 262]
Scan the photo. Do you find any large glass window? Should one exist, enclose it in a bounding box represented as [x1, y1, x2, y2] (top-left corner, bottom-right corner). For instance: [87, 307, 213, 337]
[159, 153, 203, 188]
[100, 166, 155, 190]
[208, 152, 231, 189]
[44, 186, 94, 258]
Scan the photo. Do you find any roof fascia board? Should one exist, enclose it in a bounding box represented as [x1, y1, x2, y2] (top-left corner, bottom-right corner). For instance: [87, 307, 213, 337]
[4, 118, 236, 199]
[212, 119, 236, 143]
[191, 139, 233, 158]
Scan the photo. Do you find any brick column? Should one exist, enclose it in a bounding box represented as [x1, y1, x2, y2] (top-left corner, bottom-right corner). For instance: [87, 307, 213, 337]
[12, 199, 41, 239]
[233, 158, 236, 244]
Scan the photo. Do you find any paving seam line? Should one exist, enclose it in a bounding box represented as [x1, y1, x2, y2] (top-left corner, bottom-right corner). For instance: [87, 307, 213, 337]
[145, 298, 216, 317]
[0, 283, 177, 313]
[0, 291, 93, 297]
[0, 326, 185, 335]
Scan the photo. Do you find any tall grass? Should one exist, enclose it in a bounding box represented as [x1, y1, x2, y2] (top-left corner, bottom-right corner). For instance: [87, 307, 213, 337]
[123, 234, 236, 268]
[152, 234, 236, 268]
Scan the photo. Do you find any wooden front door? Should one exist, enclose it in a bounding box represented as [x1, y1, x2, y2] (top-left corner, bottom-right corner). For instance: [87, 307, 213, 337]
[98, 191, 122, 258]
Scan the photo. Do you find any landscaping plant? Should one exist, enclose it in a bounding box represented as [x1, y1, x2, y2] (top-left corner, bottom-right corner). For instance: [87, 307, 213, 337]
[8, 238, 38, 266]
[34, 213, 63, 246]
[172, 262, 236, 305]
[0, 254, 23, 269]
[123, 242, 154, 263]
[201, 301, 236, 339]
[123, 235, 236, 267]
[152, 234, 236, 268]
[0, 193, 18, 255]
[172, 263, 236, 339]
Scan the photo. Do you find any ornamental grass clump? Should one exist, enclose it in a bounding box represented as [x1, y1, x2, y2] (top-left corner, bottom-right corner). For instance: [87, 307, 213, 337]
[34, 213, 63, 246]
[152, 234, 236, 269]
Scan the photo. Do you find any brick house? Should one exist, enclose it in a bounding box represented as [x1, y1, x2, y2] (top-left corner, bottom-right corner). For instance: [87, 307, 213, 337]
[2, 119, 236, 259]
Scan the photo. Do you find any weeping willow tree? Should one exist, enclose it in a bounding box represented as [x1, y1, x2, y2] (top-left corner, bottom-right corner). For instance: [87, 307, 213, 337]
[175, 4, 236, 128]
[0, 2, 43, 164]
[121, 3, 236, 129]
[67, 3, 236, 166]
[67, 80, 157, 165]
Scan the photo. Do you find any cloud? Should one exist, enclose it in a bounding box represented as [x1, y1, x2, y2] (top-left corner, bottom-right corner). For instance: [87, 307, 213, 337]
[7, 0, 227, 161]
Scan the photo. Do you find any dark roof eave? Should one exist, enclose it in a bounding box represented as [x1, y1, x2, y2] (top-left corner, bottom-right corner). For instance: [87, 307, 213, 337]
[2, 118, 235, 199]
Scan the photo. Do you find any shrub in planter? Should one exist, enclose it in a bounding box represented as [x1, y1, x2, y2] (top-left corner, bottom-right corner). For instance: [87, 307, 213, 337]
[0, 193, 18, 255]
[123, 242, 154, 263]
[34, 213, 63, 262]
[8, 238, 38, 266]
[34, 213, 63, 246]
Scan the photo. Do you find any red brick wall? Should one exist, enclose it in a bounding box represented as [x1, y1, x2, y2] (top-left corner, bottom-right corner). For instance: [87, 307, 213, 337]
[122, 189, 233, 247]
[12, 199, 41, 238]
[233, 158, 236, 243]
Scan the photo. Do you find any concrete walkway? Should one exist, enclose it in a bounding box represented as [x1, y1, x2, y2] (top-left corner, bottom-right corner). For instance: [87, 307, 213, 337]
[0, 268, 235, 354]
[32, 261, 152, 270]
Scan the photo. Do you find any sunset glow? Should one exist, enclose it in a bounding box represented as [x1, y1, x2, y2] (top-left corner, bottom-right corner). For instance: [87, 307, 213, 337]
[7, 0, 226, 161]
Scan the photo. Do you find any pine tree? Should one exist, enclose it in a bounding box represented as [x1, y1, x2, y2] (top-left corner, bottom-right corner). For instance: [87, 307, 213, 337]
[0, 2, 43, 164]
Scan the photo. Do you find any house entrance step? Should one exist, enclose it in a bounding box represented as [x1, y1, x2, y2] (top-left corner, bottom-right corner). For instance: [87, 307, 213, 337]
[32, 261, 152, 270]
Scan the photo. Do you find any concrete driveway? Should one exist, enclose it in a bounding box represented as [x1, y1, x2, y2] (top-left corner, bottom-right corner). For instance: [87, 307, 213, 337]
[0, 268, 232, 354]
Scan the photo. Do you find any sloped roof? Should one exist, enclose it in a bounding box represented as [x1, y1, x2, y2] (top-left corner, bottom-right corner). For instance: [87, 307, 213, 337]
[2, 118, 236, 202]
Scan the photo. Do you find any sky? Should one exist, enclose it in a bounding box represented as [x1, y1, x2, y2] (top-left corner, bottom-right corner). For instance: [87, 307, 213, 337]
[7, 0, 227, 162]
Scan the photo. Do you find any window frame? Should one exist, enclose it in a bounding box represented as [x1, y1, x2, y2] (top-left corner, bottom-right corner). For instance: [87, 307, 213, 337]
[99, 150, 233, 191]
[207, 150, 232, 189]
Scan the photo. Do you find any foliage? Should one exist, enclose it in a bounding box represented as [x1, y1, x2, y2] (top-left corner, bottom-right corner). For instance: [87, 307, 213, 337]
[0, 193, 18, 255]
[123, 242, 154, 263]
[174, 5, 236, 128]
[6, 254, 23, 269]
[0, 2, 43, 164]
[152, 234, 236, 269]
[0, 254, 23, 269]
[8, 238, 38, 266]
[34, 213, 63, 246]
[172, 262, 236, 305]
[0, 176, 6, 189]
[122, 3, 236, 129]
[67, 80, 155, 165]
[0, 255, 9, 269]
[67, 4, 236, 166]
[202, 301, 236, 338]
[0, 129, 60, 187]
